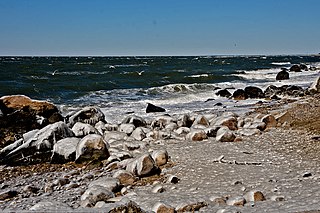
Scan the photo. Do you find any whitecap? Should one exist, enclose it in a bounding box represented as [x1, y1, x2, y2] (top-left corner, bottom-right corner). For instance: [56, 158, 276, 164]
[271, 62, 291, 66]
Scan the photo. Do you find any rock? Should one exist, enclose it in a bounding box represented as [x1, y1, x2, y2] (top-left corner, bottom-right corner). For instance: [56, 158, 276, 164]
[88, 177, 120, 193]
[192, 115, 210, 127]
[209, 196, 227, 206]
[80, 185, 114, 207]
[122, 115, 147, 127]
[29, 201, 73, 211]
[151, 185, 165, 193]
[105, 124, 118, 131]
[151, 115, 175, 129]
[175, 200, 207, 212]
[151, 149, 169, 167]
[261, 114, 277, 128]
[119, 123, 136, 135]
[264, 85, 282, 98]
[186, 129, 208, 141]
[167, 174, 180, 184]
[237, 128, 261, 136]
[244, 190, 266, 202]
[75, 134, 110, 163]
[3, 121, 74, 164]
[165, 122, 178, 131]
[72, 122, 100, 137]
[126, 153, 157, 177]
[52, 177, 69, 186]
[216, 127, 236, 142]
[91, 199, 146, 212]
[65, 181, 80, 189]
[290, 64, 301, 72]
[104, 131, 128, 142]
[244, 86, 265, 98]
[67, 106, 105, 127]
[0, 189, 17, 200]
[216, 89, 232, 98]
[232, 89, 248, 100]
[276, 70, 289, 80]
[308, 76, 320, 93]
[146, 103, 166, 113]
[131, 127, 150, 141]
[300, 63, 308, 71]
[0, 95, 62, 131]
[275, 111, 292, 125]
[214, 116, 238, 130]
[152, 202, 175, 213]
[177, 114, 194, 127]
[95, 121, 106, 135]
[226, 196, 246, 206]
[23, 185, 39, 193]
[51, 137, 80, 163]
[270, 195, 285, 201]
[174, 127, 191, 136]
[113, 170, 136, 185]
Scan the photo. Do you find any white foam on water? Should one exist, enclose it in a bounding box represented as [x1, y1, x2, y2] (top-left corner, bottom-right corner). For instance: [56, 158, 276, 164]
[271, 62, 291, 66]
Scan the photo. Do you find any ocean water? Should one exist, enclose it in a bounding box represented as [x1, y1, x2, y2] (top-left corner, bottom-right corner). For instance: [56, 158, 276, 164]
[0, 55, 319, 123]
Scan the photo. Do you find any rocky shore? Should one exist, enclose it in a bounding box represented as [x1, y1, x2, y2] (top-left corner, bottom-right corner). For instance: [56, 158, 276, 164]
[0, 76, 320, 212]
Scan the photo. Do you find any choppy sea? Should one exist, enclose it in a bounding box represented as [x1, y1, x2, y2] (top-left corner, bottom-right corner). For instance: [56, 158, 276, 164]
[0, 55, 319, 123]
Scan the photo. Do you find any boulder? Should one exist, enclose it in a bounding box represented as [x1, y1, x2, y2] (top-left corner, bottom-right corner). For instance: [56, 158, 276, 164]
[75, 134, 110, 163]
[3, 121, 74, 164]
[300, 63, 309, 71]
[226, 196, 246, 206]
[92, 199, 146, 212]
[122, 115, 146, 127]
[244, 86, 265, 98]
[104, 131, 128, 142]
[0, 95, 63, 147]
[72, 122, 100, 137]
[88, 177, 120, 192]
[264, 85, 282, 98]
[215, 89, 232, 98]
[126, 153, 157, 177]
[151, 115, 176, 129]
[214, 116, 238, 130]
[80, 185, 114, 207]
[192, 115, 209, 127]
[276, 70, 289, 80]
[290, 64, 301, 72]
[244, 190, 266, 202]
[51, 137, 80, 163]
[232, 89, 248, 100]
[151, 149, 169, 167]
[175, 200, 207, 212]
[237, 128, 261, 136]
[186, 129, 208, 141]
[174, 127, 191, 136]
[308, 76, 320, 93]
[177, 114, 194, 127]
[113, 170, 137, 185]
[131, 127, 148, 141]
[146, 103, 166, 113]
[0, 190, 18, 200]
[261, 114, 277, 128]
[216, 127, 236, 142]
[204, 126, 220, 137]
[119, 123, 136, 135]
[67, 106, 105, 127]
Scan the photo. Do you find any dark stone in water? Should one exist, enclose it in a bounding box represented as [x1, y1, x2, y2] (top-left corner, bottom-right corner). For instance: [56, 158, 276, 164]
[232, 89, 248, 100]
[244, 86, 265, 98]
[214, 102, 223, 106]
[216, 89, 231, 98]
[300, 63, 308, 71]
[290, 64, 301, 72]
[146, 103, 166, 113]
[276, 70, 289, 80]
[205, 98, 215, 102]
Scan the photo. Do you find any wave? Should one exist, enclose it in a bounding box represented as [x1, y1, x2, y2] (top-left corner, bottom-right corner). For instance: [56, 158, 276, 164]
[186, 74, 209, 78]
[271, 62, 291, 66]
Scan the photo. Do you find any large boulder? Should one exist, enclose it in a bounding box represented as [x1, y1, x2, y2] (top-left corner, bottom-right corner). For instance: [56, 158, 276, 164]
[80, 185, 114, 207]
[75, 134, 110, 163]
[121, 115, 147, 127]
[72, 122, 100, 137]
[232, 89, 248, 100]
[126, 153, 158, 177]
[244, 86, 265, 98]
[215, 89, 232, 98]
[276, 70, 289, 80]
[290, 64, 301, 72]
[308, 76, 320, 94]
[51, 137, 80, 163]
[186, 129, 208, 141]
[0, 95, 63, 148]
[216, 127, 236, 142]
[2, 121, 74, 164]
[67, 106, 105, 127]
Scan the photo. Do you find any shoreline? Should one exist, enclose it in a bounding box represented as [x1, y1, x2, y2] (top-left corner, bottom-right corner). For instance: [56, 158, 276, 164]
[0, 90, 319, 211]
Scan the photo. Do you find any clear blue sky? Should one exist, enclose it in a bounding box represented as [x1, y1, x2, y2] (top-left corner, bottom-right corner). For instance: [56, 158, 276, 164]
[1, 0, 319, 56]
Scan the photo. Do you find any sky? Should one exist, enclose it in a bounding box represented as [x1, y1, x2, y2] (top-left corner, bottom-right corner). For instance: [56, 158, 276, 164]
[0, 0, 319, 56]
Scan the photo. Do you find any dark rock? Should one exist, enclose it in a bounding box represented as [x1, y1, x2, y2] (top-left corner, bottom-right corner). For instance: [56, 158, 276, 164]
[0, 189, 17, 200]
[122, 115, 147, 127]
[0, 95, 63, 148]
[265, 85, 281, 98]
[290, 64, 301, 72]
[244, 86, 265, 98]
[276, 70, 289, 80]
[300, 63, 308, 71]
[146, 103, 166, 113]
[216, 89, 232, 98]
[232, 89, 248, 100]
